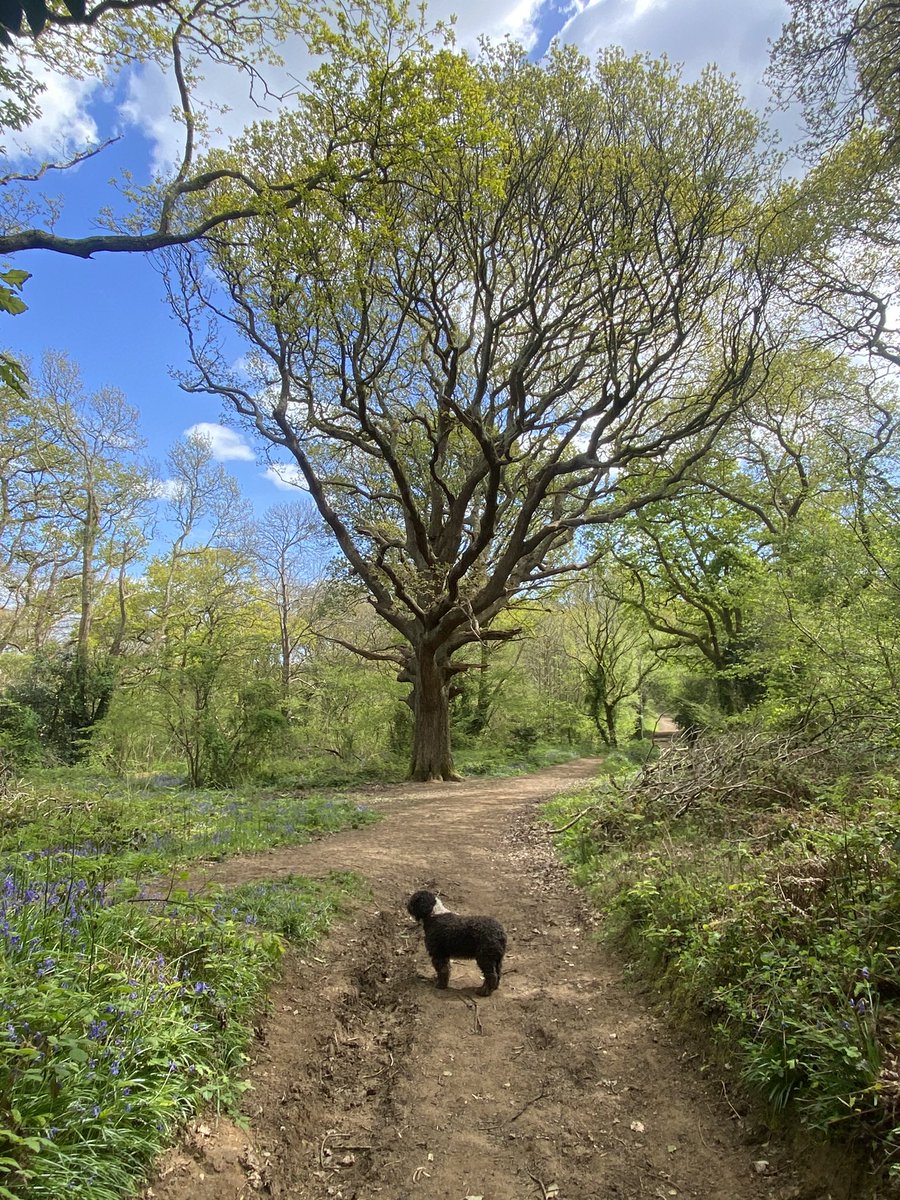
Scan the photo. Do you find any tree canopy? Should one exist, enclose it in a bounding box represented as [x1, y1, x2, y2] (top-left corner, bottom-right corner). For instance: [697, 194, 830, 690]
[0, 0, 356, 258]
[769, 0, 900, 150]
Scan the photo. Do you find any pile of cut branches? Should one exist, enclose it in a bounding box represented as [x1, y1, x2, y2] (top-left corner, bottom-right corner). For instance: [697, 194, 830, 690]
[621, 729, 825, 820]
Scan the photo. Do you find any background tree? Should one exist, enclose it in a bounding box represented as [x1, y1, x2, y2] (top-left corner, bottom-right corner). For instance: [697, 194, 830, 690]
[123, 546, 281, 785]
[769, 2, 900, 370]
[40, 354, 153, 736]
[0, 354, 153, 757]
[769, 0, 900, 149]
[609, 484, 768, 722]
[151, 431, 252, 642]
[0, 359, 72, 653]
[251, 501, 325, 699]
[168, 29, 780, 779]
[565, 572, 656, 746]
[607, 349, 900, 730]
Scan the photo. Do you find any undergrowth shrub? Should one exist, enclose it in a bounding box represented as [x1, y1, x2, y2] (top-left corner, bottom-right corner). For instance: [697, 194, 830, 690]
[546, 729, 900, 1182]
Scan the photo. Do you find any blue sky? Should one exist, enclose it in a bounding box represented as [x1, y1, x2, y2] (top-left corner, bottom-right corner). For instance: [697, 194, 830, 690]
[6, 0, 792, 513]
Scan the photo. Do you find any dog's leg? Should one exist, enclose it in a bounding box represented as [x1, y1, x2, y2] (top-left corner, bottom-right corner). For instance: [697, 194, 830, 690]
[432, 956, 450, 989]
[476, 954, 500, 996]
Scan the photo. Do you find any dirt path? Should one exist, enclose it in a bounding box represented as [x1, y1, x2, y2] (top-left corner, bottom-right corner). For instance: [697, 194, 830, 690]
[145, 758, 810, 1200]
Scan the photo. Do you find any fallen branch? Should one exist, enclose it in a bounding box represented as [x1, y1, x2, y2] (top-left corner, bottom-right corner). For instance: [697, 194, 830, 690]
[548, 806, 596, 835]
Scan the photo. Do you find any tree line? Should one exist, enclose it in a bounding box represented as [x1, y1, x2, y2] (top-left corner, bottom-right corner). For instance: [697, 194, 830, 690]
[1, 0, 899, 779]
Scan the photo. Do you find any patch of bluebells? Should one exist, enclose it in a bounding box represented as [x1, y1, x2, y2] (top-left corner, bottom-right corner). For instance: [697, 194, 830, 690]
[146, 792, 376, 860]
[0, 864, 284, 1198]
[0, 872, 113, 965]
[6, 785, 376, 886]
[0, 783, 370, 1196]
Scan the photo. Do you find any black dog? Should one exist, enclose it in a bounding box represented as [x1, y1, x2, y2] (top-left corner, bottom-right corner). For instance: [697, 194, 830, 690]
[407, 890, 507, 996]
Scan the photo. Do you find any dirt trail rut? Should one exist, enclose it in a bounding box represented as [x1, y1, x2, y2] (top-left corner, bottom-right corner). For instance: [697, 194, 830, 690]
[146, 758, 811, 1200]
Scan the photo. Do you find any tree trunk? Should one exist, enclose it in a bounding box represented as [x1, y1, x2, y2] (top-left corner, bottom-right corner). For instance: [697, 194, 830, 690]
[409, 649, 457, 781]
[280, 612, 292, 699]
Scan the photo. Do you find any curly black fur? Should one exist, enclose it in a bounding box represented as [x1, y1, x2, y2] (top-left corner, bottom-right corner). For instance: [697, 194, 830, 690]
[407, 889, 507, 996]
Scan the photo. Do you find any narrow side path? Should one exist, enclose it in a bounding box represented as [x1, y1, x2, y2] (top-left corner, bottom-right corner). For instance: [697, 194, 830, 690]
[146, 759, 808, 1200]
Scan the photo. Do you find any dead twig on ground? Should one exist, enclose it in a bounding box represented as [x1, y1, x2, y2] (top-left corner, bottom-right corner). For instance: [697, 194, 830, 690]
[720, 1080, 743, 1124]
[362, 1051, 394, 1080]
[319, 1129, 338, 1169]
[527, 1171, 558, 1199]
[509, 1085, 548, 1123]
[461, 995, 484, 1035]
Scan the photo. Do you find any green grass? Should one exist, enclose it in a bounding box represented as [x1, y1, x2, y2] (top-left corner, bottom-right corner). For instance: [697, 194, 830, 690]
[544, 756, 900, 1184]
[3, 771, 378, 882]
[452, 740, 594, 777]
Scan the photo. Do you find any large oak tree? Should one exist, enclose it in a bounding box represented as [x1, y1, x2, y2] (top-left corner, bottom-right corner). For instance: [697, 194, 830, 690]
[167, 19, 782, 778]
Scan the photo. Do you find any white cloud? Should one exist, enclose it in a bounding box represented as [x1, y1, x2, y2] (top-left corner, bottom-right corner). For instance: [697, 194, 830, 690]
[118, 64, 183, 176]
[185, 422, 256, 462]
[264, 462, 308, 491]
[119, 49, 313, 175]
[154, 478, 181, 501]
[446, 0, 545, 49]
[558, 0, 788, 105]
[9, 62, 102, 161]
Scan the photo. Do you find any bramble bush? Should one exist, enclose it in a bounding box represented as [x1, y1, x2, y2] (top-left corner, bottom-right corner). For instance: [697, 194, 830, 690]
[545, 731, 900, 1182]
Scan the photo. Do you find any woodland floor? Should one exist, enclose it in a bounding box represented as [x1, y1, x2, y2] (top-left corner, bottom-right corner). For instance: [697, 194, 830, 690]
[142, 757, 859, 1200]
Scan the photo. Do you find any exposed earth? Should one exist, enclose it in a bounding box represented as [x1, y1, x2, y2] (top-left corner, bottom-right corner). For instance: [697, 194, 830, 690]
[143, 757, 855, 1200]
